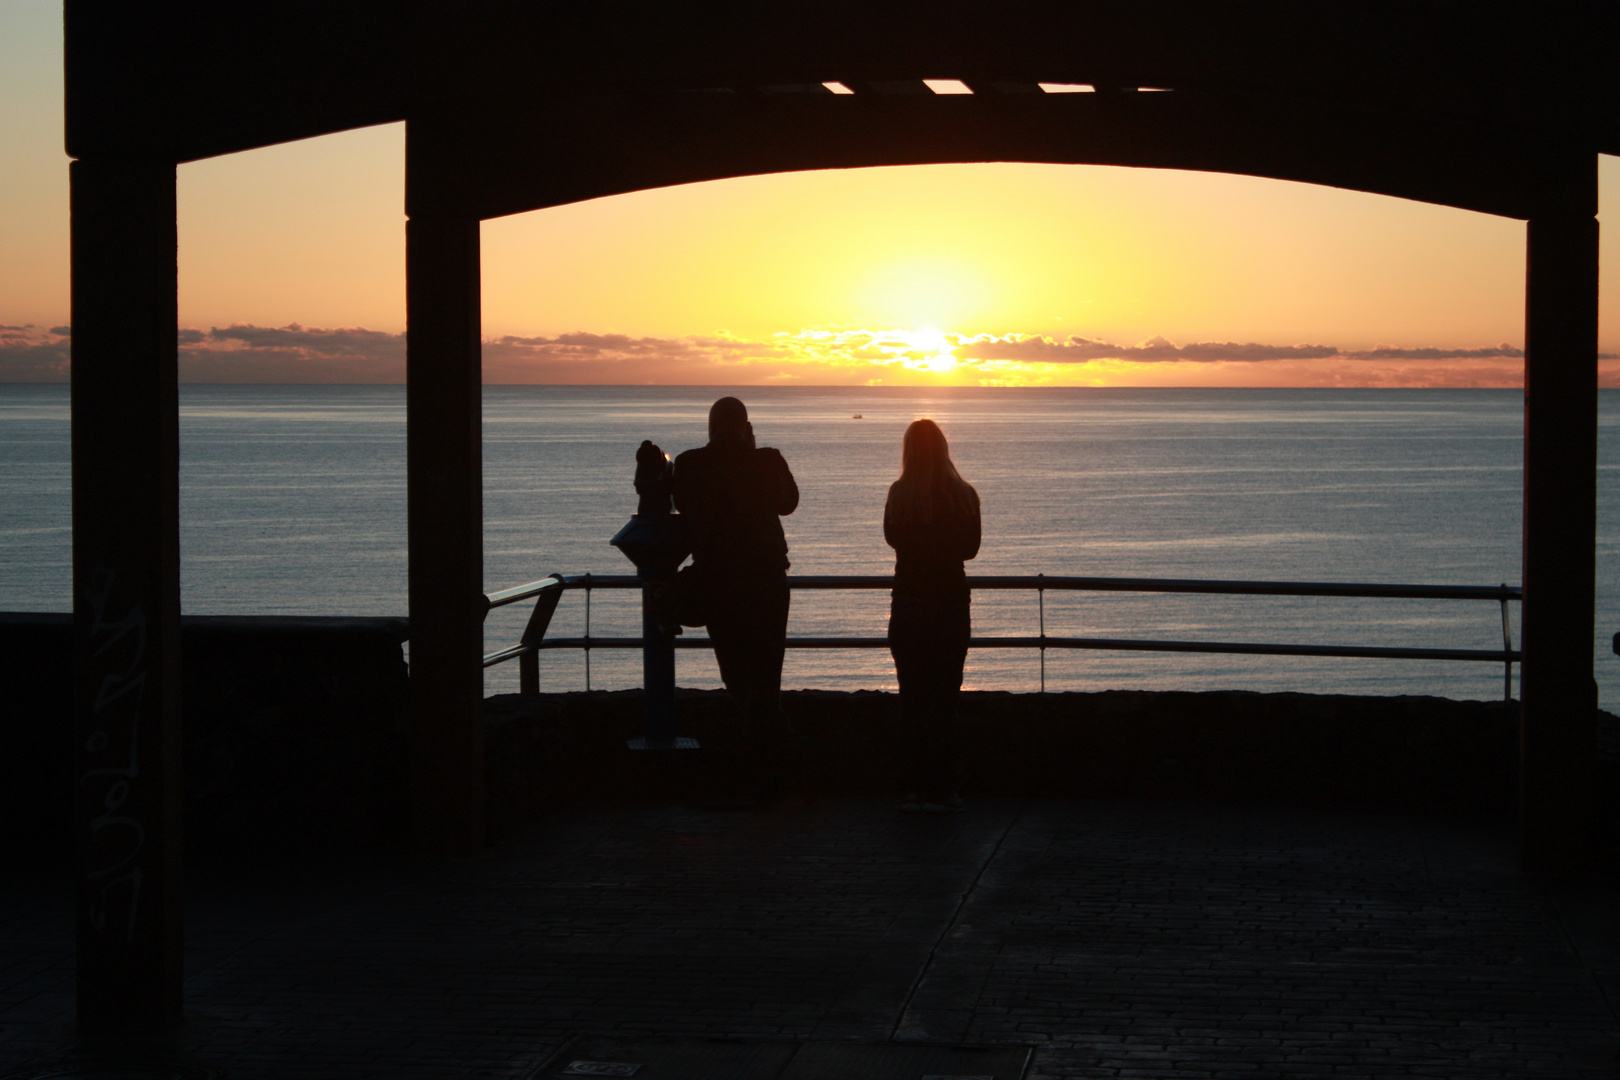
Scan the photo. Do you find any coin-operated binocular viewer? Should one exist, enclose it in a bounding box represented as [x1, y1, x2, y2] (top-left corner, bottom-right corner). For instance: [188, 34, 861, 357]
[609, 440, 698, 750]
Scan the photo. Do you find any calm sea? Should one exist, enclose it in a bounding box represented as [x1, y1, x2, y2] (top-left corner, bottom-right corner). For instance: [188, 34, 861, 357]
[5, 384, 1619, 704]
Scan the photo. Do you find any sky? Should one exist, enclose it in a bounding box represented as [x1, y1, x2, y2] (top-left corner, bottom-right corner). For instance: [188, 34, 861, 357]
[3, 0, 1619, 387]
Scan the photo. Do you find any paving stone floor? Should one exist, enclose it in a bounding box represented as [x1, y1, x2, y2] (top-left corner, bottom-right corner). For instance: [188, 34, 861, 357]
[2, 799, 1617, 1079]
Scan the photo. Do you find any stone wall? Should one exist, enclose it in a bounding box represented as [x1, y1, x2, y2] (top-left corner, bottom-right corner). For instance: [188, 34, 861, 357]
[0, 614, 72, 864]
[0, 613, 409, 864]
[483, 689, 1531, 834]
[486, 689, 1618, 865]
[5, 608, 1613, 862]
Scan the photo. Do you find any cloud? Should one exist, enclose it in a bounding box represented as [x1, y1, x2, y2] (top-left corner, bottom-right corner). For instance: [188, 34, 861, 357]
[481, 331, 794, 383]
[956, 333, 1339, 363]
[1342, 343, 1524, 360]
[181, 323, 407, 381]
[205, 323, 404, 356]
[1, 322, 412, 383]
[0, 325, 71, 381]
[5, 322, 1618, 387]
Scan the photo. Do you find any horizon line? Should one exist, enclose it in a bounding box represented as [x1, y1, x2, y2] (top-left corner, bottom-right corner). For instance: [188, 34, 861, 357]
[0, 380, 1558, 390]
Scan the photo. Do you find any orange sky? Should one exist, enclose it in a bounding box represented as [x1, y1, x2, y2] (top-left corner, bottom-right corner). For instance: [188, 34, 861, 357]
[3, 1, 1618, 387]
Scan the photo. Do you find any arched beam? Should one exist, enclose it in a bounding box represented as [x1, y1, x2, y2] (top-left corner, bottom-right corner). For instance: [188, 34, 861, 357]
[408, 88, 1580, 223]
[408, 95, 1602, 877]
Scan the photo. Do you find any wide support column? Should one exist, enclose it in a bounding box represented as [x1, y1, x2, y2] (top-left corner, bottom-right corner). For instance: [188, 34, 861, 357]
[69, 157, 184, 1030]
[1520, 162, 1600, 876]
[405, 208, 485, 854]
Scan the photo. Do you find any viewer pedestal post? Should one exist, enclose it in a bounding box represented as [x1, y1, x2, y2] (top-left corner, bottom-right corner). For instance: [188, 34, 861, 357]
[639, 578, 678, 745]
[611, 446, 697, 750]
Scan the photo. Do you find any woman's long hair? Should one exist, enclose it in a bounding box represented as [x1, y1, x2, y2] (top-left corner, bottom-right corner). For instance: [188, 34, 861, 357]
[886, 418, 978, 527]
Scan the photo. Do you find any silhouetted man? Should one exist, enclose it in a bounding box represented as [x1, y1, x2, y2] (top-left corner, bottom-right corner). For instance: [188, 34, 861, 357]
[673, 397, 798, 788]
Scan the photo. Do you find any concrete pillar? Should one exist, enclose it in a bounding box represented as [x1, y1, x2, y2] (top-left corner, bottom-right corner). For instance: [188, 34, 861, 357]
[1519, 159, 1600, 875]
[69, 157, 184, 1029]
[405, 209, 486, 854]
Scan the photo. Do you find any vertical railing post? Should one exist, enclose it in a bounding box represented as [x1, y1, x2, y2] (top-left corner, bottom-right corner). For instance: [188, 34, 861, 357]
[1037, 574, 1047, 694]
[1519, 153, 1600, 875]
[583, 575, 593, 692]
[517, 574, 565, 699]
[1500, 588, 1514, 703]
[520, 649, 540, 697]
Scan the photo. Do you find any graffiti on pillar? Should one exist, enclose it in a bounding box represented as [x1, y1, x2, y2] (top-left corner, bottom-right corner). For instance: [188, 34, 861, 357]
[79, 567, 149, 944]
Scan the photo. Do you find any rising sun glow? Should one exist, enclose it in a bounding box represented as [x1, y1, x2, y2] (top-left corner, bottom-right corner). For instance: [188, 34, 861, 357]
[894, 327, 959, 372]
[854, 258, 994, 329]
[10, 6, 1620, 389]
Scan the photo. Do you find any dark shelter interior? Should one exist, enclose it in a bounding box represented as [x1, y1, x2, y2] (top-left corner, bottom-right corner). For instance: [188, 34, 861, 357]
[54, 0, 1617, 1050]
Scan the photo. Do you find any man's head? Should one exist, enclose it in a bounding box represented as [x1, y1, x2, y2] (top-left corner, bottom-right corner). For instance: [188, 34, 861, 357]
[708, 396, 750, 442]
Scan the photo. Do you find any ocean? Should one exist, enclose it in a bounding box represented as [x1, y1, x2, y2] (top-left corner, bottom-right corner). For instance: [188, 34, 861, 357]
[4, 384, 1619, 704]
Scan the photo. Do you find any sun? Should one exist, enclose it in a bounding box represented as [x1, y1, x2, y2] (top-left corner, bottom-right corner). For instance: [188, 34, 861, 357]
[891, 327, 958, 372]
[901, 327, 949, 353]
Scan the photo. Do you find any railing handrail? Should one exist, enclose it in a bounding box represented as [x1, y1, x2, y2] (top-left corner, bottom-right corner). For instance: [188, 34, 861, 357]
[487, 573, 1522, 604]
[485, 576, 567, 609]
[481, 570, 1524, 699]
[525, 635, 1518, 664]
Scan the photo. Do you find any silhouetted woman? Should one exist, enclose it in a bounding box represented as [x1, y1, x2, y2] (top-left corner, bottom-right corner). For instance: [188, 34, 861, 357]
[885, 418, 980, 812]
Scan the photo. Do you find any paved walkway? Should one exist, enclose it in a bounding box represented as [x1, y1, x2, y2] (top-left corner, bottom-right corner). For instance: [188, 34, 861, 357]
[3, 799, 1617, 1079]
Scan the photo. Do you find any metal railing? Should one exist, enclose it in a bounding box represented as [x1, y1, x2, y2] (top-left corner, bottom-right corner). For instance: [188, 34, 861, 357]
[483, 573, 1522, 699]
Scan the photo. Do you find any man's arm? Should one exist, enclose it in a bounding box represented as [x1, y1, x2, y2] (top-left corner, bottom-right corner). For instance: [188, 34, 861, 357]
[671, 448, 701, 515]
[770, 449, 799, 516]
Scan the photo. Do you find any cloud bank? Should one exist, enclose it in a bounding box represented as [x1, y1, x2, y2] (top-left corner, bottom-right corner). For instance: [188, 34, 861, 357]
[4, 323, 1616, 387]
[0, 325, 71, 380]
[958, 334, 1340, 363]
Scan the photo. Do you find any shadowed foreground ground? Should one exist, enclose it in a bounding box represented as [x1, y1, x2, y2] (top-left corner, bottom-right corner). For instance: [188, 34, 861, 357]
[3, 799, 1617, 1079]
